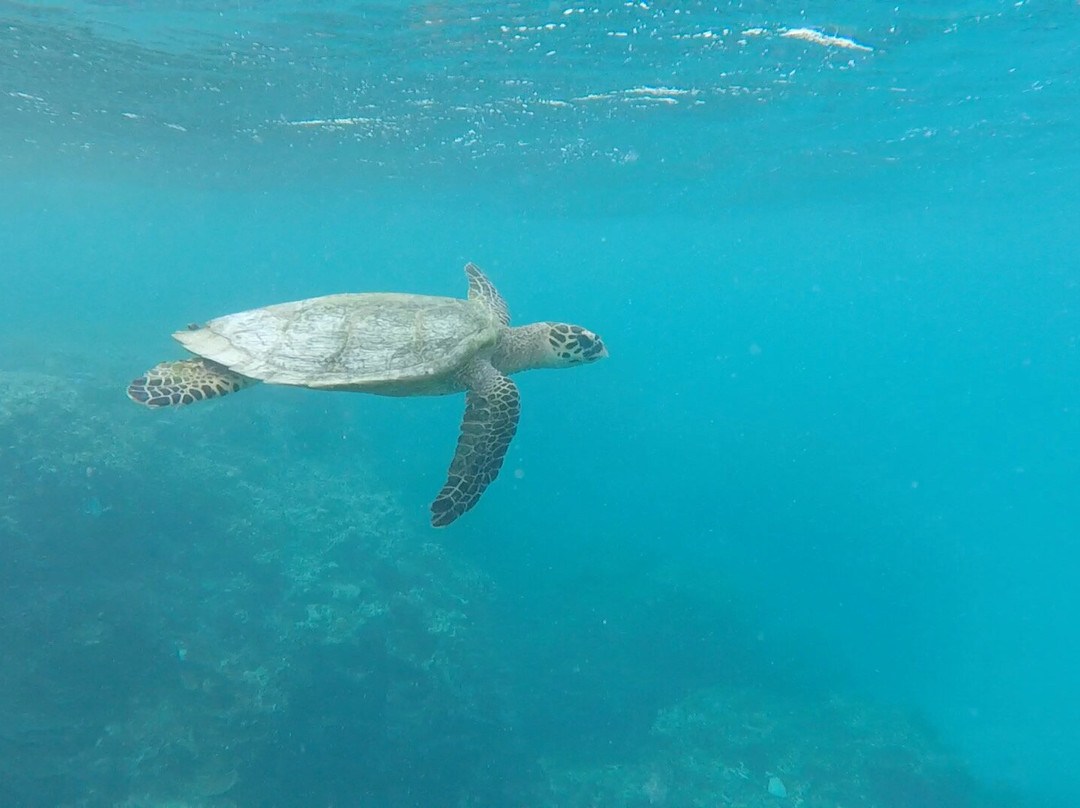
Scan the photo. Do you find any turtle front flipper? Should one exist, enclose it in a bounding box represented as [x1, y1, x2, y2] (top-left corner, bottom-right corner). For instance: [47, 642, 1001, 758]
[431, 361, 521, 527]
[465, 262, 510, 326]
[127, 358, 255, 408]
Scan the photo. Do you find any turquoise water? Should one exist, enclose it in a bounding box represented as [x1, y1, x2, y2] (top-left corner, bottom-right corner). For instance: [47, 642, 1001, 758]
[2, 2, 1078, 806]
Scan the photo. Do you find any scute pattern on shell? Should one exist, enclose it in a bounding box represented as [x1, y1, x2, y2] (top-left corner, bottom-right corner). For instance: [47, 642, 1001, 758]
[174, 292, 498, 390]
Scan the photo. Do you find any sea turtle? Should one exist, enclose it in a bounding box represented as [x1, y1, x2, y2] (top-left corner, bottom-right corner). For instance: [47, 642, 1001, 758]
[126, 263, 607, 526]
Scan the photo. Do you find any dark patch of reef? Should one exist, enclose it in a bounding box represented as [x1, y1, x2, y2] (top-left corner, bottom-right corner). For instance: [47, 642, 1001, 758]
[0, 370, 516, 807]
[534, 683, 1024, 808]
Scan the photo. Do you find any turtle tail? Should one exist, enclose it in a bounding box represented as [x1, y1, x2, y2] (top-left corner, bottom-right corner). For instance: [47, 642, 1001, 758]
[127, 358, 255, 408]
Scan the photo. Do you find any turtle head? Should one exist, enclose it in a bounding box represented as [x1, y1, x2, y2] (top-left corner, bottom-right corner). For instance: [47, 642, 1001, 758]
[493, 322, 607, 374]
[544, 323, 608, 367]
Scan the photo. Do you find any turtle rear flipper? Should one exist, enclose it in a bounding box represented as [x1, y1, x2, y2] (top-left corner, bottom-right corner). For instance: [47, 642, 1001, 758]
[127, 358, 254, 408]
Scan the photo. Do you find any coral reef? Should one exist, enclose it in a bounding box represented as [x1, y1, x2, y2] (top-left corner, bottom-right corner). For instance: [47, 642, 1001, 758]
[535, 683, 1024, 808]
[0, 369, 509, 807]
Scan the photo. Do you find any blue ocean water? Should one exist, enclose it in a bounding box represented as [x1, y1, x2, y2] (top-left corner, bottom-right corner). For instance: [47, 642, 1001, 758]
[2, 1, 1078, 806]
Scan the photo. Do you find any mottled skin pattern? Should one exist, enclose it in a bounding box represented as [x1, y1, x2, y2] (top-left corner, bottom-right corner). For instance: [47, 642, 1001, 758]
[126, 264, 606, 526]
[430, 362, 521, 527]
[126, 358, 253, 407]
[465, 261, 510, 326]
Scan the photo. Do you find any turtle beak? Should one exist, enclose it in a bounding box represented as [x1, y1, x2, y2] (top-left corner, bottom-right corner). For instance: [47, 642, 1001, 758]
[588, 331, 609, 361]
[568, 327, 607, 363]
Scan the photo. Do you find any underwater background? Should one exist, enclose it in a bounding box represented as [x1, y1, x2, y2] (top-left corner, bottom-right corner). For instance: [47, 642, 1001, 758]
[1, 1, 1078, 806]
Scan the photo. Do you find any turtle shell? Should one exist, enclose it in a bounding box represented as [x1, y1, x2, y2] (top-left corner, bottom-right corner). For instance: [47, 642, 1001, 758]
[173, 293, 498, 392]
